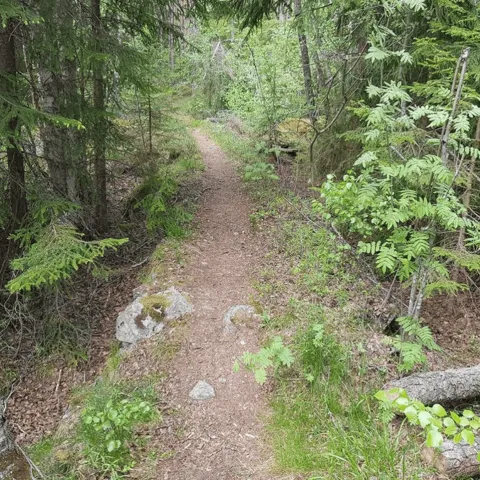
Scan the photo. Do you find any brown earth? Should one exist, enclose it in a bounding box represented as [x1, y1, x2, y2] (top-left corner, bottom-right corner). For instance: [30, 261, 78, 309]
[146, 130, 280, 480]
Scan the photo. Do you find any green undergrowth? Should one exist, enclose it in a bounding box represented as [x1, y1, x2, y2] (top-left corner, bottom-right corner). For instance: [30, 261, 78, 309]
[265, 221, 426, 479]
[129, 115, 204, 239]
[208, 122, 430, 479]
[27, 117, 204, 479]
[28, 349, 161, 479]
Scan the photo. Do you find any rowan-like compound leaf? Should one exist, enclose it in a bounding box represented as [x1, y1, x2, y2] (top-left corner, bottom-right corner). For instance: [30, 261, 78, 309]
[254, 368, 267, 385]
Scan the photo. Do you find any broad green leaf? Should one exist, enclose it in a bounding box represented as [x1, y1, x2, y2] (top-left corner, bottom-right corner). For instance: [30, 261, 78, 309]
[451, 412, 461, 424]
[462, 429, 475, 446]
[443, 417, 455, 427]
[374, 390, 388, 402]
[431, 404, 447, 417]
[463, 410, 475, 419]
[459, 417, 470, 427]
[418, 411, 433, 427]
[470, 419, 480, 430]
[404, 405, 418, 422]
[444, 425, 457, 435]
[426, 429, 443, 448]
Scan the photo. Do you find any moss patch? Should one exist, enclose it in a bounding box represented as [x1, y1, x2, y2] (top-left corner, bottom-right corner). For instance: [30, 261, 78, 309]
[140, 294, 172, 321]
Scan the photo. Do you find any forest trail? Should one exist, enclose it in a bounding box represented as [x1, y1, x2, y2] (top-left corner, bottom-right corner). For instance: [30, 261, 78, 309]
[158, 130, 276, 479]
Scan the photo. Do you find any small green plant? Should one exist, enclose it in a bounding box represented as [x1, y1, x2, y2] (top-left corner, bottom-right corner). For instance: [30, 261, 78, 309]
[80, 386, 157, 476]
[299, 323, 348, 385]
[233, 336, 294, 385]
[376, 387, 480, 453]
[243, 162, 279, 182]
[386, 316, 440, 372]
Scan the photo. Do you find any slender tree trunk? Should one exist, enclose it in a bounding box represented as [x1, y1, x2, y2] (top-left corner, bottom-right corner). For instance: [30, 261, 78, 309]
[91, 0, 107, 231]
[40, 68, 68, 196]
[294, 0, 315, 123]
[440, 48, 470, 167]
[168, 6, 175, 69]
[148, 95, 153, 155]
[453, 117, 479, 282]
[65, 55, 89, 202]
[0, 20, 28, 227]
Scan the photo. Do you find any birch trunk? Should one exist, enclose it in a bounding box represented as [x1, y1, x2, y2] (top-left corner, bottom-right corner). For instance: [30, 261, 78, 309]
[91, 0, 108, 231]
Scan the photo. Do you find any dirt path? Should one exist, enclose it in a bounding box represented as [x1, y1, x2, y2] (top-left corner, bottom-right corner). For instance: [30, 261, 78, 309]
[158, 130, 275, 479]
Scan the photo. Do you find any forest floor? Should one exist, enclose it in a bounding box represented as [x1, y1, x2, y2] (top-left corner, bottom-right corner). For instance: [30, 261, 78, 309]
[4, 117, 480, 480]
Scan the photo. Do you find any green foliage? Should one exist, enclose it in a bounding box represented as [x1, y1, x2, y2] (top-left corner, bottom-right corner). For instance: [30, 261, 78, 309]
[187, 19, 304, 137]
[376, 388, 480, 454]
[80, 392, 156, 475]
[243, 161, 279, 182]
[7, 224, 127, 293]
[28, 374, 159, 479]
[234, 336, 294, 385]
[286, 222, 351, 296]
[386, 316, 440, 372]
[299, 323, 348, 387]
[317, 79, 480, 312]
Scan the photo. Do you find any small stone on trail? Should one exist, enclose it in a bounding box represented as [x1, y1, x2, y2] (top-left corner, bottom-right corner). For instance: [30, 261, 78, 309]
[189, 381, 215, 401]
[223, 305, 260, 334]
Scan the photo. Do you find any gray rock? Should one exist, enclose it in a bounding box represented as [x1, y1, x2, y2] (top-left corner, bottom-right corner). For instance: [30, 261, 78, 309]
[163, 287, 193, 320]
[189, 381, 215, 400]
[132, 285, 149, 300]
[223, 305, 260, 334]
[116, 287, 192, 346]
[115, 297, 164, 345]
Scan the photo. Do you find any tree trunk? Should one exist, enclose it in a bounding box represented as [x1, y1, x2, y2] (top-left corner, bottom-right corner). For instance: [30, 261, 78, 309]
[294, 0, 315, 123]
[148, 95, 153, 155]
[453, 117, 479, 283]
[65, 55, 89, 203]
[423, 438, 480, 478]
[91, 0, 107, 231]
[40, 68, 68, 196]
[168, 6, 175, 69]
[0, 19, 28, 227]
[385, 365, 480, 405]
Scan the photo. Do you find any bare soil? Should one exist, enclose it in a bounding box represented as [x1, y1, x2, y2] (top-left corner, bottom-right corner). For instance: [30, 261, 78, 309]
[147, 130, 279, 479]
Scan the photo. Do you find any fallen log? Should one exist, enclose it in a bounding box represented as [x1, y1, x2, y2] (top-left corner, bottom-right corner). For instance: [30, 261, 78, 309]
[423, 437, 480, 478]
[385, 365, 480, 405]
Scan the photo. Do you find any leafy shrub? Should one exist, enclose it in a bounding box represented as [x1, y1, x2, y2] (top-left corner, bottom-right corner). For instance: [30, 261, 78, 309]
[234, 336, 294, 384]
[376, 388, 480, 451]
[386, 316, 440, 372]
[243, 162, 279, 182]
[79, 382, 157, 476]
[299, 323, 348, 387]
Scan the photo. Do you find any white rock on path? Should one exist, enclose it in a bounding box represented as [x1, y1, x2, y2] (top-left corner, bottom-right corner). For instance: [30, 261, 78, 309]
[223, 305, 260, 334]
[189, 381, 215, 400]
[116, 286, 192, 346]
